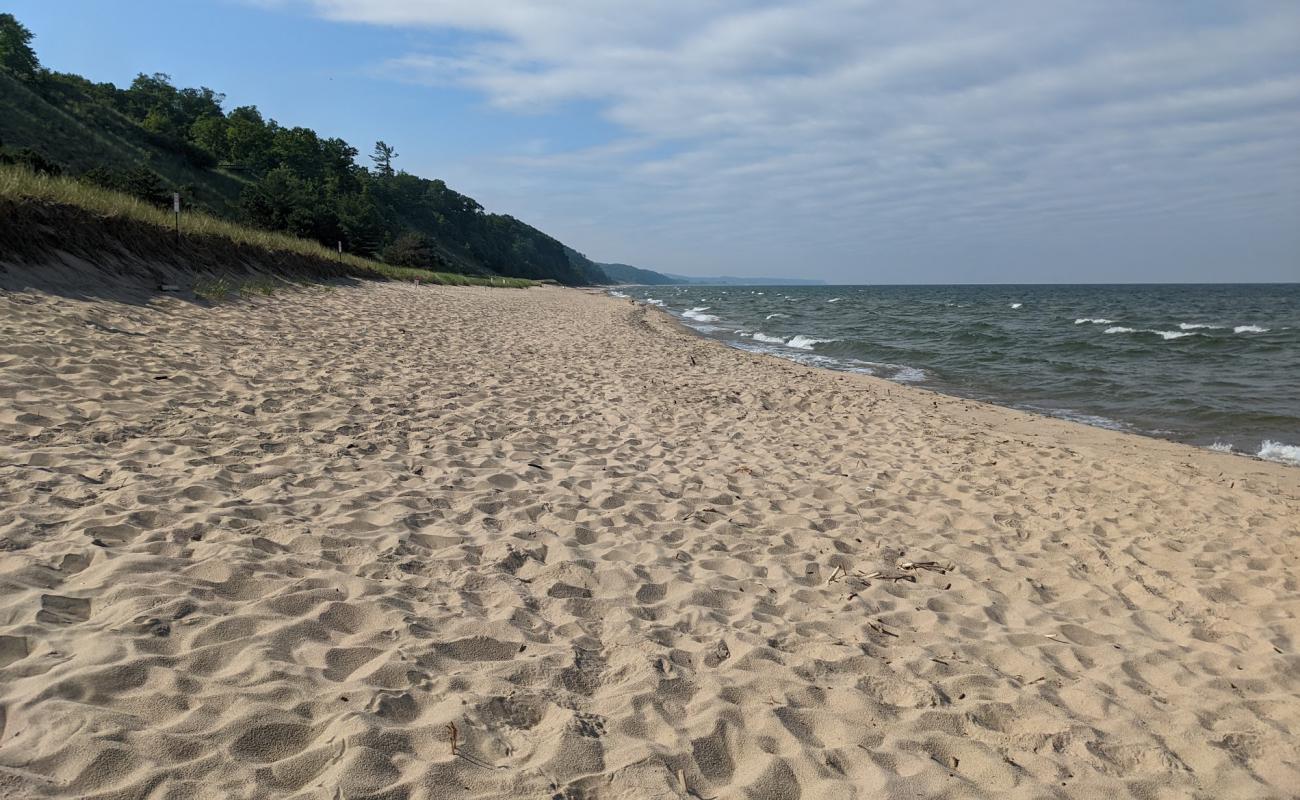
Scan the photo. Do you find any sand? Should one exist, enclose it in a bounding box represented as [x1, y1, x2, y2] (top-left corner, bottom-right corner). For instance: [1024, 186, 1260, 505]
[1, 280, 1297, 800]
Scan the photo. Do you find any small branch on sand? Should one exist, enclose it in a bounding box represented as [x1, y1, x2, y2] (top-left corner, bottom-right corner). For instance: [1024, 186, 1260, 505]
[859, 570, 916, 583]
[682, 507, 720, 522]
[900, 561, 952, 574]
[867, 619, 899, 638]
[447, 722, 459, 756]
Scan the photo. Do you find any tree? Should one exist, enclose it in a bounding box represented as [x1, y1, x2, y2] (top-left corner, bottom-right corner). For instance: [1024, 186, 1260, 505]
[0, 13, 40, 81]
[382, 231, 442, 269]
[224, 106, 275, 170]
[370, 140, 397, 178]
[189, 115, 229, 159]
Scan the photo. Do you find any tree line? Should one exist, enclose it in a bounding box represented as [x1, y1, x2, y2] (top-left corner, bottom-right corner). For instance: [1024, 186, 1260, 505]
[0, 13, 607, 284]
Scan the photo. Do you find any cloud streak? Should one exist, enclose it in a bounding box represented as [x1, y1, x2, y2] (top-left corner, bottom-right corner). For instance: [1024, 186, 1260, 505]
[290, 0, 1299, 281]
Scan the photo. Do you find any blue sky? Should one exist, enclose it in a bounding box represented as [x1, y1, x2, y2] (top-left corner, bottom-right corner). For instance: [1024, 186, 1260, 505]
[9, 0, 1300, 283]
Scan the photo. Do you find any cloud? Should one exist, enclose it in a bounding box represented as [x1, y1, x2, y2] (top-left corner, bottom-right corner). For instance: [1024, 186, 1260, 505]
[285, 0, 1300, 280]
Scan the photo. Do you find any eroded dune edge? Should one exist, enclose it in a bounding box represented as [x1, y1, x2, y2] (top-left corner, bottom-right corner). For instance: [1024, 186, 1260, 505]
[1, 280, 1297, 800]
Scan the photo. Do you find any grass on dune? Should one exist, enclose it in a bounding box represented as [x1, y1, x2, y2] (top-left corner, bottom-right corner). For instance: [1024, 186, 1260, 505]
[0, 165, 536, 289]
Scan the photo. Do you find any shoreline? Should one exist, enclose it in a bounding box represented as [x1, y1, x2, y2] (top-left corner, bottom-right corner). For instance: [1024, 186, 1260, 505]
[622, 291, 1297, 477]
[612, 285, 1300, 466]
[2, 280, 1297, 799]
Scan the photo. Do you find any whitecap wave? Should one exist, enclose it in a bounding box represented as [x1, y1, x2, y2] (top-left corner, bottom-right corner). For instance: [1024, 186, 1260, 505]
[827, 297, 841, 303]
[682, 308, 719, 323]
[1074, 318, 1114, 324]
[644, 298, 664, 306]
[1234, 325, 1268, 334]
[1009, 302, 1022, 309]
[1178, 322, 1224, 330]
[1206, 441, 1234, 453]
[608, 290, 629, 298]
[765, 313, 788, 320]
[787, 335, 837, 350]
[1104, 326, 1198, 340]
[1258, 440, 1300, 466]
[751, 333, 785, 344]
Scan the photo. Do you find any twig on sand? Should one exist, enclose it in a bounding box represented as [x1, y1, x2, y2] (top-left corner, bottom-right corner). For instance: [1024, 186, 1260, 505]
[866, 619, 899, 637]
[859, 570, 916, 583]
[445, 721, 505, 770]
[900, 560, 952, 574]
[826, 565, 845, 584]
[682, 507, 720, 522]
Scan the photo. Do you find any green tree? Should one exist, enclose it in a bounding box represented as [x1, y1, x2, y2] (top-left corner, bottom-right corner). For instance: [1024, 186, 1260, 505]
[370, 140, 397, 178]
[190, 115, 230, 159]
[382, 231, 443, 269]
[224, 106, 275, 170]
[0, 13, 40, 81]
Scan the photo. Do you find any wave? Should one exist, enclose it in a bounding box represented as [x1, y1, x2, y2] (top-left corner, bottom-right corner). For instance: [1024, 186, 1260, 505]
[787, 335, 837, 350]
[1009, 303, 1022, 309]
[682, 307, 719, 323]
[1103, 326, 1198, 340]
[891, 366, 927, 382]
[751, 333, 785, 344]
[827, 297, 841, 303]
[608, 290, 629, 299]
[1234, 325, 1268, 334]
[765, 313, 788, 320]
[1206, 441, 1234, 453]
[1178, 322, 1224, 330]
[1258, 440, 1300, 466]
[644, 298, 664, 306]
[1074, 318, 1114, 325]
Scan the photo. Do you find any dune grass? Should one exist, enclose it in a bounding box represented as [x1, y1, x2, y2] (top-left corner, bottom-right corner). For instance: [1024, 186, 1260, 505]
[0, 164, 536, 289]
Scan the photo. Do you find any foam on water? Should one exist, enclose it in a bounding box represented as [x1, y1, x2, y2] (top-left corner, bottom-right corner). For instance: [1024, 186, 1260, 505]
[1235, 325, 1268, 334]
[765, 313, 788, 320]
[608, 290, 629, 299]
[787, 335, 836, 350]
[1104, 326, 1199, 340]
[890, 366, 927, 382]
[752, 333, 785, 344]
[1075, 318, 1114, 324]
[1034, 407, 1129, 431]
[1010, 303, 1023, 309]
[644, 298, 664, 306]
[827, 297, 841, 303]
[1178, 322, 1224, 330]
[1258, 440, 1300, 466]
[683, 307, 720, 323]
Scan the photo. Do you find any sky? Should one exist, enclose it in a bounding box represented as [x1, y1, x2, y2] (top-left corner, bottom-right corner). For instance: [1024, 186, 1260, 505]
[9, 0, 1300, 283]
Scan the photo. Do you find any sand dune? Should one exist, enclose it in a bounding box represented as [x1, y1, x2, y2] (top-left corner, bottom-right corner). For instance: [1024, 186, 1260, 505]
[1, 281, 1297, 799]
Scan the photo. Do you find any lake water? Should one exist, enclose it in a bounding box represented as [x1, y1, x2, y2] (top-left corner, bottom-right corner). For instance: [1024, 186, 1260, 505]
[614, 284, 1300, 466]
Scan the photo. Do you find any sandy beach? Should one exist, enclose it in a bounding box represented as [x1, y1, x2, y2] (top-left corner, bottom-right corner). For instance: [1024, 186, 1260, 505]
[1, 280, 1297, 799]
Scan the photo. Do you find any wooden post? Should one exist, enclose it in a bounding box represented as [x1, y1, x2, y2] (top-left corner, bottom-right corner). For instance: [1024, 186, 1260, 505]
[173, 193, 181, 245]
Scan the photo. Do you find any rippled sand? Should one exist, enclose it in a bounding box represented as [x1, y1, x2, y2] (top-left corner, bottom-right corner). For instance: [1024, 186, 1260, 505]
[1, 281, 1297, 799]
